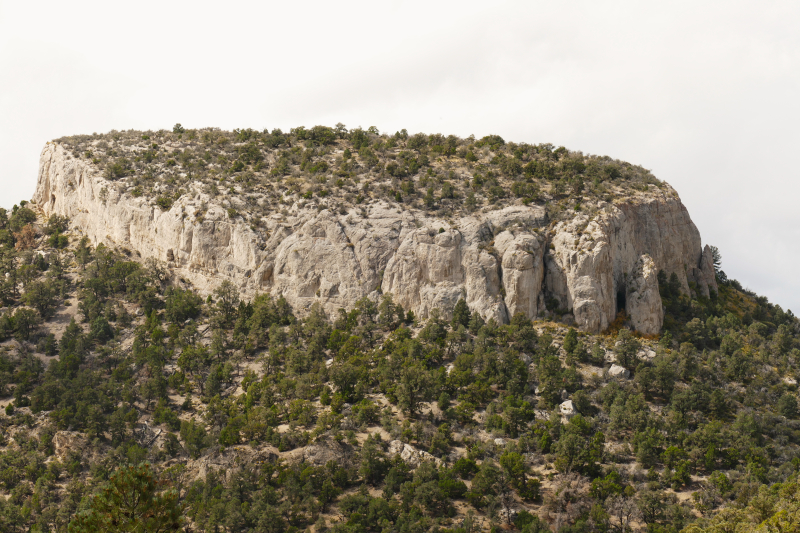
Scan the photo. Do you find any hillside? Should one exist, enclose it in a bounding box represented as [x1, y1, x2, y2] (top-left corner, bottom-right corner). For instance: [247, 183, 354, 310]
[0, 127, 798, 533]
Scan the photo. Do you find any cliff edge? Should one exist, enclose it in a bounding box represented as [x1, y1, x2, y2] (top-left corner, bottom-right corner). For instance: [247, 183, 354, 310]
[32, 129, 718, 334]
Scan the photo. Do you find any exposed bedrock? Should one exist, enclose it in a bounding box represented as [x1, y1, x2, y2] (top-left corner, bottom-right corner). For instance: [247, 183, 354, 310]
[33, 142, 717, 333]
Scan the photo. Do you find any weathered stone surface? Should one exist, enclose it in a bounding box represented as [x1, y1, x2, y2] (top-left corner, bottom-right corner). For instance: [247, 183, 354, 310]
[496, 231, 546, 320]
[302, 442, 350, 466]
[626, 254, 663, 335]
[388, 440, 442, 468]
[560, 399, 577, 420]
[545, 194, 708, 333]
[608, 364, 631, 379]
[637, 348, 657, 361]
[688, 244, 719, 298]
[186, 445, 279, 481]
[52, 431, 88, 461]
[33, 142, 715, 334]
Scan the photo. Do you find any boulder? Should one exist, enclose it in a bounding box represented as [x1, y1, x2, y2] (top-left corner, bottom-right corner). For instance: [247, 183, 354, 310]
[559, 399, 577, 420]
[637, 348, 657, 361]
[187, 445, 278, 481]
[608, 364, 631, 379]
[302, 442, 349, 466]
[388, 440, 443, 468]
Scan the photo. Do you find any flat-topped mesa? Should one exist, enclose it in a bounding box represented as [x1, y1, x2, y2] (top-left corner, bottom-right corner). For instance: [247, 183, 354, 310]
[33, 137, 716, 335]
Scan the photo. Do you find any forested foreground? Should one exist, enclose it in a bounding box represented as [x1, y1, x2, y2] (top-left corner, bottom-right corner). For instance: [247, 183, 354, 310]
[0, 205, 799, 533]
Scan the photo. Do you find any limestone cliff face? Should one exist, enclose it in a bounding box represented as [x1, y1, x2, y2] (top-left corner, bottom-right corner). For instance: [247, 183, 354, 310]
[33, 142, 717, 334]
[543, 195, 717, 334]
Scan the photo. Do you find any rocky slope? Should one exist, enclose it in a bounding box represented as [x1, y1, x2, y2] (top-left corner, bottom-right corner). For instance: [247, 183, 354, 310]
[5, 136, 800, 533]
[32, 138, 716, 335]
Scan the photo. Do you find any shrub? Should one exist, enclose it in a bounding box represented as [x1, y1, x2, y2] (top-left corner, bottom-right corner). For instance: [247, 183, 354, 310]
[68, 462, 182, 532]
[165, 287, 203, 324]
[9, 206, 37, 232]
[350, 128, 370, 150]
[180, 419, 209, 459]
[407, 133, 428, 152]
[156, 197, 174, 210]
[452, 457, 479, 479]
[44, 215, 69, 235]
[48, 232, 69, 248]
[778, 393, 798, 419]
[90, 316, 114, 343]
[13, 308, 39, 340]
[13, 224, 36, 250]
[475, 134, 505, 151]
[104, 158, 132, 179]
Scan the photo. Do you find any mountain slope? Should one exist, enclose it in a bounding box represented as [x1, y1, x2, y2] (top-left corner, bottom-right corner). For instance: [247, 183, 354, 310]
[0, 126, 796, 533]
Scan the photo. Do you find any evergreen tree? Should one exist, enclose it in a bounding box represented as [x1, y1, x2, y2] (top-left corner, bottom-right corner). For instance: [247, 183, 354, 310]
[452, 298, 470, 329]
[68, 463, 182, 532]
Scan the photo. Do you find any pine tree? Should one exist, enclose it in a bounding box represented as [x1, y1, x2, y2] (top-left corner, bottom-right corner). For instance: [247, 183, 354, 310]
[452, 298, 470, 329]
[68, 463, 182, 532]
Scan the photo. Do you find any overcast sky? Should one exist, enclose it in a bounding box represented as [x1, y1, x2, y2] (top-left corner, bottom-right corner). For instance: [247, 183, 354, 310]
[1, 1, 799, 312]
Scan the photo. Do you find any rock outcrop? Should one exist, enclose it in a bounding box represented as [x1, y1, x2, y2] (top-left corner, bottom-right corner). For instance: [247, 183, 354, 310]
[608, 364, 631, 379]
[388, 440, 443, 468]
[626, 255, 663, 335]
[559, 399, 577, 421]
[32, 142, 717, 334]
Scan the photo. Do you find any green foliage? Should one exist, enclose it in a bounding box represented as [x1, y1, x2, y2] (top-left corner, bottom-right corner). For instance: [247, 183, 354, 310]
[44, 214, 69, 234]
[554, 415, 604, 476]
[452, 298, 470, 329]
[68, 462, 182, 532]
[48, 231, 69, 248]
[22, 280, 58, 318]
[475, 134, 505, 151]
[563, 327, 578, 355]
[165, 287, 202, 325]
[90, 315, 114, 343]
[156, 196, 173, 210]
[12, 307, 39, 340]
[104, 158, 133, 180]
[614, 328, 640, 369]
[0, 203, 800, 532]
[180, 419, 209, 459]
[684, 476, 800, 532]
[8, 206, 36, 233]
[778, 393, 798, 419]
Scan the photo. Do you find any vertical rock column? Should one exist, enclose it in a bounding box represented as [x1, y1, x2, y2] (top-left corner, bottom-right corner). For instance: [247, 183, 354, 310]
[626, 254, 663, 335]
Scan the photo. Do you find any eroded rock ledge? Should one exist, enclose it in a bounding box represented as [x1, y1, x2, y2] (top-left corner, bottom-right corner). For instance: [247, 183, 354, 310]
[32, 142, 717, 334]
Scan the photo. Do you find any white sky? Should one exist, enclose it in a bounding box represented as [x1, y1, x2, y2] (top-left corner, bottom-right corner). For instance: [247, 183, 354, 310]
[1, 1, 799, 312]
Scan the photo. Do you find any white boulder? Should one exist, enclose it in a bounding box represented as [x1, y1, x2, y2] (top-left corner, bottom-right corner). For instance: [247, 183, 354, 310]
[608, 364, 631, 379]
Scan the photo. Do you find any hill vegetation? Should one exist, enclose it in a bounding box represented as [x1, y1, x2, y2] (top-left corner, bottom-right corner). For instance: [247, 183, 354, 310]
[1, 127, 799, 532]
[53, 124, 666, 225]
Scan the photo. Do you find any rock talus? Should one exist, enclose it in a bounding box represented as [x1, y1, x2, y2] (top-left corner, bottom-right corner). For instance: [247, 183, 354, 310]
[33, 142, 716, 334]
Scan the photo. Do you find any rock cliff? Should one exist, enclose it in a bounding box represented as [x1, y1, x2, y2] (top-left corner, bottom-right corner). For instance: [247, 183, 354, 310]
[32, 140, 716, 335]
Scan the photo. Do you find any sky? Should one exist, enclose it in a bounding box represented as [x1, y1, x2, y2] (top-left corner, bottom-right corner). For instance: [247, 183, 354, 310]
[1, 0, 799, 312]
